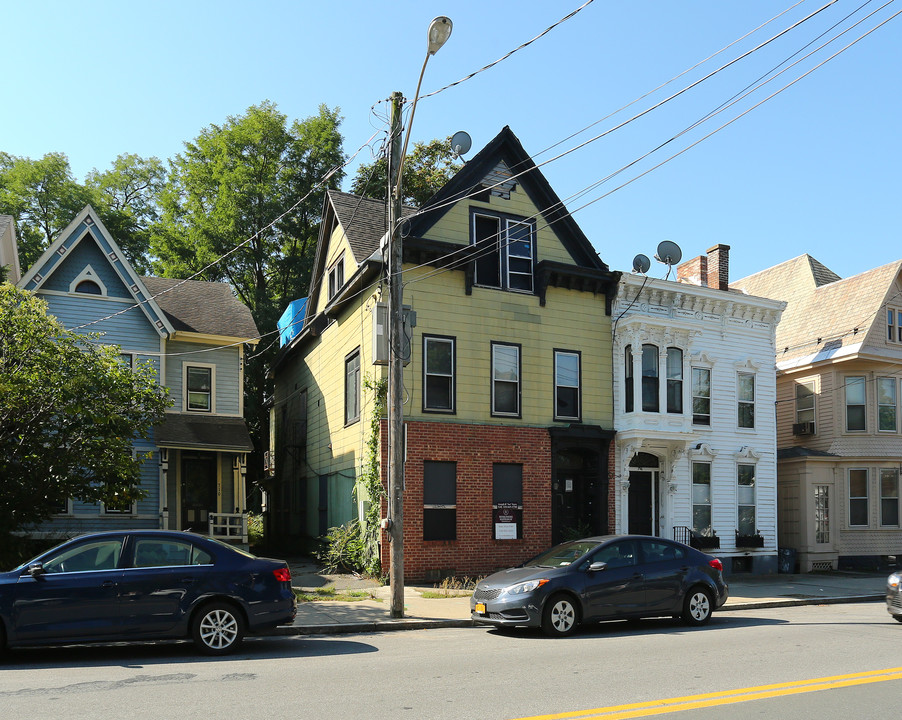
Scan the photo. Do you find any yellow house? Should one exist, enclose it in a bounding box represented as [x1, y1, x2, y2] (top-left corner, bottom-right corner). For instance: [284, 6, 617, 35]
[269, 128, 619, 580]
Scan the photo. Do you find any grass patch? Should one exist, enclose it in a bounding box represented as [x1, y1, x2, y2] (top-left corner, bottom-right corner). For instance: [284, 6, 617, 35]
[421, 576, 479, 598]
[294, 587, 381, 603]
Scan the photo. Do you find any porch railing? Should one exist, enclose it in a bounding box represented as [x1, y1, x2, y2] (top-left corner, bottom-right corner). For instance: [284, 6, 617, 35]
[209, 513, 248, 545]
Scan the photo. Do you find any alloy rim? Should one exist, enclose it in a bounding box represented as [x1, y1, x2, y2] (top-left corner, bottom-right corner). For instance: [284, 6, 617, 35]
[551, 601, 575, 632]
[200, 609, 239, 649]
[689, 593, 710, 621]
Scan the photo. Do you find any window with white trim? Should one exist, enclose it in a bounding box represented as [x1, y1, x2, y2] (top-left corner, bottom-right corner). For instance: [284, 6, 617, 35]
[692, 461, 712, 536]
[624, 345, 634, 413]
[692, 367, 711, 426]
[814, 485, 830, 543]
[845, 376, 866, 432]
[554, 350, 580, 421]
[796, 380, 815, 425]
[737, 464, 756, 536]
[666, 347, 683, 414]
[491, 342, 520, 417]
[344, 349, 360, 425]
[423, 335, 455, 412]
[848, 468, 869, 527]
[185, 365, 213, 412]
[328, 255, 344, 299]
[641, 345, 659, 412]
[878, 377, 897, 432]
[738, 372, 755, 428]
[888, 308, 902, 343]
[880, 469, 899, 527]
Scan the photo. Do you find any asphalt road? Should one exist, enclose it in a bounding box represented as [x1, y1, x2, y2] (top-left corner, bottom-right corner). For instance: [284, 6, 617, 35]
[1, 602, 898, 720]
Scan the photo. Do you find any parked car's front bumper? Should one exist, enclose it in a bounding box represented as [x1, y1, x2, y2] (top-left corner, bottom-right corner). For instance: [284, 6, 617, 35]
[470, 592, 543, 628]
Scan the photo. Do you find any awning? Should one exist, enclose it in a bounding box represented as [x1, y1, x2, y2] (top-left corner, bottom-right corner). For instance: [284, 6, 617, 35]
[154, 413, 254, 453]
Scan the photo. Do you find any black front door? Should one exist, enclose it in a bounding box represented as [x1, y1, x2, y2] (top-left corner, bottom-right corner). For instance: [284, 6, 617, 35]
[181, 454, 217, 532]
[628, 471, 654, 535]
[552, 449, 602, 544]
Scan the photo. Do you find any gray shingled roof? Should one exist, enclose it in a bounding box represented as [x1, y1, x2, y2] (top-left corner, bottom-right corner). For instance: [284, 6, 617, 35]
[155, 413, 254, 452]
[733, 255, 901, 365]
[141, 276, 258, 339]
[328, 190, 417, 264]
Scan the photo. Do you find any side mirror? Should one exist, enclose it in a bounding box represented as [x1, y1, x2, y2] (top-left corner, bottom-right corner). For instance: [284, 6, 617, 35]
[587, 561, 607, 572]
[27, 563, 45, 578]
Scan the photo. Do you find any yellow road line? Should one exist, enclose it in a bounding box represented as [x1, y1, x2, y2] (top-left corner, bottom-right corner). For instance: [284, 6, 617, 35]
[512, 667, 902, 720]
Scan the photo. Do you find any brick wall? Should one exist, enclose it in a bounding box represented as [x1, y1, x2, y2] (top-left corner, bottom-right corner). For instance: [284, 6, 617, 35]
[379, 420, 552, 581]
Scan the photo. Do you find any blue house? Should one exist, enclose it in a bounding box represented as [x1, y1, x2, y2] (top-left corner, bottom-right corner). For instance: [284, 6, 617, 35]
[17, 206, 259, 543]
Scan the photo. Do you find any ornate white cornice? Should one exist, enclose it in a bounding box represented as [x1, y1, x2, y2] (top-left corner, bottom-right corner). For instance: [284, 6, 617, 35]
[689, 442, 717, 458]
[736, 446, 762, 460]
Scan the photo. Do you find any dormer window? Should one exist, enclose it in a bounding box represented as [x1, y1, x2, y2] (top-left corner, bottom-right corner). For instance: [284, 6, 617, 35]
[471, 211, 535, 293]
[328, 255, 345, 300]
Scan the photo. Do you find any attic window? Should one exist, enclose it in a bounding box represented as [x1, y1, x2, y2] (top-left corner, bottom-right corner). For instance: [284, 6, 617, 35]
[328, 255, 345, 300]
[75, 280, 102, 295]
[471, 211, 535, 293]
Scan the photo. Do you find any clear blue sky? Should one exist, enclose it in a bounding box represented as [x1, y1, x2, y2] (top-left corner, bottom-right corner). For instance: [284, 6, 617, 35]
[3, 1, 899, 282]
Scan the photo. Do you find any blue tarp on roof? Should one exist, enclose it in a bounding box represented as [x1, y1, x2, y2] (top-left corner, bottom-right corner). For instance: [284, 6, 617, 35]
[278, 298, 307, 347]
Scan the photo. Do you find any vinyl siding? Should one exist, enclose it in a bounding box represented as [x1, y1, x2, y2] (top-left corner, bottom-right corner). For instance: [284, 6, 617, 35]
[164, 340, 243, 416]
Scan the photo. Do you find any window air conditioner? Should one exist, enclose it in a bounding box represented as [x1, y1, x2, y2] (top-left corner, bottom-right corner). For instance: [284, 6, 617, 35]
[792, 421, 816, 436]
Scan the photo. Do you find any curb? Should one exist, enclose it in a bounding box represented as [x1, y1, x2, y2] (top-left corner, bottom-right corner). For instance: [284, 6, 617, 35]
[267, 594, 886, 636]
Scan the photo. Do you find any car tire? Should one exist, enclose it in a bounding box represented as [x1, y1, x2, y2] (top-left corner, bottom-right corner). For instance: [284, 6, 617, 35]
[191, 602, 245, 655]
[681, 587, 713, 626]
[542, 594, 579, 637]
[893, 615, 902, 623]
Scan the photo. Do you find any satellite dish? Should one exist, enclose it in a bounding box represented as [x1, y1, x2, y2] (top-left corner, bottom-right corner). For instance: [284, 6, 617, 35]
[655, 240, 683, 266]
[450, 131, 472, 158]
[632, 254, 651, 274]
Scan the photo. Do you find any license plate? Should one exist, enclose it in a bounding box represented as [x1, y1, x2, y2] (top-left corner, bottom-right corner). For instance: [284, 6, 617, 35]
[475, 602, 486, 615]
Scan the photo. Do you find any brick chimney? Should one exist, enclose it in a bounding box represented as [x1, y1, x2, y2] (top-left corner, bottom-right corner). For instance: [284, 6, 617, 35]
[706, 244, 730, 290]
[677, 255, 707, 286]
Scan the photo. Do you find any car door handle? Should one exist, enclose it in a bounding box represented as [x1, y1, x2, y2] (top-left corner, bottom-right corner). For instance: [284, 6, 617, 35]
[179, 578, 195, 584]
[101, 580, 117, 588]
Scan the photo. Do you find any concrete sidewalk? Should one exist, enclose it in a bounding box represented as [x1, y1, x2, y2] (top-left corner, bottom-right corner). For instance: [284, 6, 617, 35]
[268, 559, 890, 636]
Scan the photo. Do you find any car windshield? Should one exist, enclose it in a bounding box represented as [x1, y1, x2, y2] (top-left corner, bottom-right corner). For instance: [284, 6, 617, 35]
[526, 541, 599, 568]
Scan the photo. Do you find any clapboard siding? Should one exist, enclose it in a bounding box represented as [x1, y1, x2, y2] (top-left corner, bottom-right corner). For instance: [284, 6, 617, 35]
[164, 340, 242, 415]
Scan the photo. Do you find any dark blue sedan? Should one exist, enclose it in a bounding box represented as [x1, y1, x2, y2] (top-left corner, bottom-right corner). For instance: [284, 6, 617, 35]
[0, 530, 296, 655]
[471, 535, 728, 636]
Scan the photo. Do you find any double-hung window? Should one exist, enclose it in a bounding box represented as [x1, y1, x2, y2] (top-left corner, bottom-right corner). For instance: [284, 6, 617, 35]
[423, 461, 457, 541]
[692, 462, 713, 536]
[471, 211, 535, 292]
[878, 377, 897, 432]
[344, 349, 360, 425]
[738, 372, 755, 428]
[737, 464, 756, 536]
[692, 367, 711, 426]
[796, 380, 815, 428]
[624, 345, 635, 413]
[491, 342, 521, 417]
[423, 335, 455, 412]
[328, 256, 344, 299]
[889, 309, 902, 343]
[845, 376, 867, 431]
[641, 345, 659, 412]
[186, 365, 213, 412]
[554, 350, 580, 421]
[666, 348, 683, 414]
[848, 468, 869, 526]
[881, 469, 900, 527]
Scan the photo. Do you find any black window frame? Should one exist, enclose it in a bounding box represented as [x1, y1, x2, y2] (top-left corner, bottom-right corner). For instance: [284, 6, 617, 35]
[491, 341, 522, 418]
[470, 209, 536, 293]
[422, 334, 456, 414]
[423, 461, 457, 541]
[492, 463, 523, 540]
[328, 255, 345, 300]
[553, 349, 581, 422]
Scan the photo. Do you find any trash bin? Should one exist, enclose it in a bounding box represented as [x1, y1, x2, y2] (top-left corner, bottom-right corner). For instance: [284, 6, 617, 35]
[778, 547, 797, 574]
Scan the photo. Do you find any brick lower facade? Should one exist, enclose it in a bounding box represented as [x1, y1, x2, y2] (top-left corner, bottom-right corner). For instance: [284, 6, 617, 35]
[380, 420, 553, 581]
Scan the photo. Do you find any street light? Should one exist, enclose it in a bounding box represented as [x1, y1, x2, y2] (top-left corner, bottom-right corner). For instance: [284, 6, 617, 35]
[387, 16, 452, 619]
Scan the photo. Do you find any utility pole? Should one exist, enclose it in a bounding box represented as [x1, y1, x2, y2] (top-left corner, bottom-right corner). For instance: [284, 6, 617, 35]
[387, 90, 405, 618]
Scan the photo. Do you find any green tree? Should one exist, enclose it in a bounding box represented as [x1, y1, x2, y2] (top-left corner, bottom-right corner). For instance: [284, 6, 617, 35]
[0, 283, 171, 536]
[150, 101, 345, 484]
[0, 152, 94, 269]
[349, 136, 462, 207]
[84, 154, 166, 274]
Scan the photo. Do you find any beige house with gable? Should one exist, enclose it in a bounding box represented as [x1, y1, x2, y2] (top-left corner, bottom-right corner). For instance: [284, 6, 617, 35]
[734, 255, 902, 572]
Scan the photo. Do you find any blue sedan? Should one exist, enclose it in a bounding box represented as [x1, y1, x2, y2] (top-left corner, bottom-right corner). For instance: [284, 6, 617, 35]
[0, 530, 296, 655]
[471, 535, 728, 636]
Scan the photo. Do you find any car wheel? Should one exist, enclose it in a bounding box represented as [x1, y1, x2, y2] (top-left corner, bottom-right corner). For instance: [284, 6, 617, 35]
[542, 594, 579, 637]
[192, 602, 245, 655]
[681, 587, 713, 626]
[894, 615, 902, 623]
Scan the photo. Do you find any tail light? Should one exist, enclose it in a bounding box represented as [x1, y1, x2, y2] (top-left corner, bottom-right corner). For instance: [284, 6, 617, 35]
[709, 558, 723, 572]
[273, 568, 291, 583]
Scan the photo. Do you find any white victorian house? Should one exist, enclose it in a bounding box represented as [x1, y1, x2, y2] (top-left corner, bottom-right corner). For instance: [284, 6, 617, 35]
[612, 245, 785, 573]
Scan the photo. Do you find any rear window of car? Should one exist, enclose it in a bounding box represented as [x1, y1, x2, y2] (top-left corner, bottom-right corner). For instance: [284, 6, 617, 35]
[132, 539, 213, 567]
